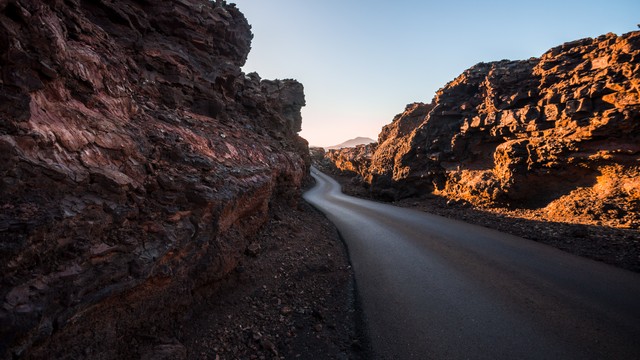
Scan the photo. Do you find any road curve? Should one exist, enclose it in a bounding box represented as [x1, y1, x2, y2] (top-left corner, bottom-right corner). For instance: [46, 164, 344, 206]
[303, 167, 640, 360]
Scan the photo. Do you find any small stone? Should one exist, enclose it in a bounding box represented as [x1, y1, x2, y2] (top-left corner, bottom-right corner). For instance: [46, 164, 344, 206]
[260, 339, 278, 355]
[280, 306, 293, 315]
[246, 242, 261, 257]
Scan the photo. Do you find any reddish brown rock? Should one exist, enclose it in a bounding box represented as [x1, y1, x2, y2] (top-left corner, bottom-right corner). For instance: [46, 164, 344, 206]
[325, 31, 640, 228]
[367, 102, 433, 199]
[325, 143, 376, 180]
[0, 0, 308, 358]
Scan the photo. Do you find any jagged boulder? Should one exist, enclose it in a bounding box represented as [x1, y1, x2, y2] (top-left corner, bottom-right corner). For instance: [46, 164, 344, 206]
[0, 0, 307, 358]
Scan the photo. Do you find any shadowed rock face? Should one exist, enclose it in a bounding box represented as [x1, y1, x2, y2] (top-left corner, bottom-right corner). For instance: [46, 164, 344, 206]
[0, 0, 307, 357]
[327, 31, 640, 228]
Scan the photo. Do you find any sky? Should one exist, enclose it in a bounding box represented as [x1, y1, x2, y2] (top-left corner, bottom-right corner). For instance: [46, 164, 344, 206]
[231, 0, 640, 147]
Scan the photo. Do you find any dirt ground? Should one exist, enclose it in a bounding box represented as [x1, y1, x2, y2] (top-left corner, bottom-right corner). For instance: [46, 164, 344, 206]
[330, 173, 640, 273]
[179, 199, 369, 360]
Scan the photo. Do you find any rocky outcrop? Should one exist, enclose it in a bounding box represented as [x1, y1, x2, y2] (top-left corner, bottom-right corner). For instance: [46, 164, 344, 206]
[327, 31, 640, 228]
[367, 102, 433, 199]
[325, 143, 376, 179]
[0, 0, 307, 358]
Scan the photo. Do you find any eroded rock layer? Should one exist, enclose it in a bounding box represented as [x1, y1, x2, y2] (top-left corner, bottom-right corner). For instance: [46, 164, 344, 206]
[0, 0, 307, 357]
[328, 32, 640, 228]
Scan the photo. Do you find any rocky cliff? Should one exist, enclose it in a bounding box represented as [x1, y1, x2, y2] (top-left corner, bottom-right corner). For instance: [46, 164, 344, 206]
[0, 0, 308, 358]
[327, 31, 639, 228]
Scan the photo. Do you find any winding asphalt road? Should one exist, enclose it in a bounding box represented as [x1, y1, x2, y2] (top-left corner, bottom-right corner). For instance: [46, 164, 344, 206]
[303, 167, 640, 360]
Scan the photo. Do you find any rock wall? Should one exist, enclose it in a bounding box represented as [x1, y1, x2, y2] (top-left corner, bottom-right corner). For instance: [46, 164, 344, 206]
[0, 0, 308, 358]
[327, 31, 640, 228]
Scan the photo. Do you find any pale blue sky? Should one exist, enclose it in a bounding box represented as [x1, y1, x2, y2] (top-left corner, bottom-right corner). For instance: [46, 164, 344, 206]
[231, 0, 639, 147]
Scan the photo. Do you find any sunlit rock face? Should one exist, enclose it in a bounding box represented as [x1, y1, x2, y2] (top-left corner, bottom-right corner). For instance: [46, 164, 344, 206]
[325, 143, 376, 178]
[327, 31, 640, 228]
[0, 0, 307, 357]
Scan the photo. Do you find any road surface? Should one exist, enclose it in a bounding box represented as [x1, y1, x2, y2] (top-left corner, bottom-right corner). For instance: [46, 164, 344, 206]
[303, 167, 640, 359]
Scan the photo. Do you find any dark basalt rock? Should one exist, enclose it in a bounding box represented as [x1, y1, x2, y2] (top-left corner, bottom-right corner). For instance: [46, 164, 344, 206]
[0, 0, 308, 358]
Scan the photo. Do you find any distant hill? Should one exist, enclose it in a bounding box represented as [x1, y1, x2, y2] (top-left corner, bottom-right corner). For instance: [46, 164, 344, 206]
[326, 136, 375, 150]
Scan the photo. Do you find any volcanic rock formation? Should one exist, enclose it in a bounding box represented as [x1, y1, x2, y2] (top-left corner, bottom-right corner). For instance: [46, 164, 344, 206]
[0, 0, 307, 358]
[326, 31, 640, 228]
[325, 143, 376, 180]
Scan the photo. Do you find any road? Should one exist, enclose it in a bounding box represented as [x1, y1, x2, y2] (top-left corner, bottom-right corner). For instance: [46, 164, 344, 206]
[303, 167, 640, 360]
